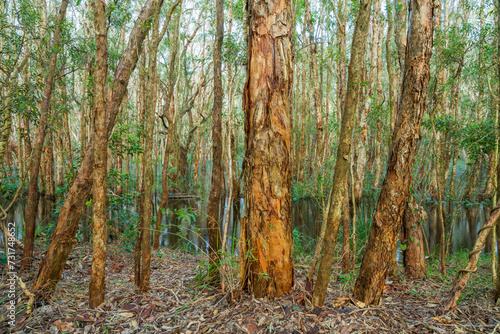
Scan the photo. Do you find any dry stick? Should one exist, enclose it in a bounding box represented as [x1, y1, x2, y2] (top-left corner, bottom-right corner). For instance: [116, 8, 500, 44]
[444, 204, 500, 311]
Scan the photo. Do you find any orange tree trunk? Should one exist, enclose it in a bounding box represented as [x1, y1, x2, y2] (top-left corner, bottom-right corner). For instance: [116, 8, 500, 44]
[311, 0, 372, 307]
[206, 0, 225, 282]
[239, 0, 294, 298]
[353, 0, 434, 305]
[31, 0, 164, 294]
[89, 0, 108, 308]
[22, 0, 68, 271]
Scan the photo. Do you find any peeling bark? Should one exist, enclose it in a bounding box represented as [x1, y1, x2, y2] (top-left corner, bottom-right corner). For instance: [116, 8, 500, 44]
[354, 0, 434, 305]
[402, 196, 427, 279]
[89, 0, 108, 308]
[240, 0, 294, 298]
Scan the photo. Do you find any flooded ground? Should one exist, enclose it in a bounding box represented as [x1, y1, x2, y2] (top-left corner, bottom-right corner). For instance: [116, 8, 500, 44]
[1, 195, 493, 257]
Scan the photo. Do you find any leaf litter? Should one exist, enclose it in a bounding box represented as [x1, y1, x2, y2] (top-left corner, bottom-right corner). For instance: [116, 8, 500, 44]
[1, 244, 499, 333]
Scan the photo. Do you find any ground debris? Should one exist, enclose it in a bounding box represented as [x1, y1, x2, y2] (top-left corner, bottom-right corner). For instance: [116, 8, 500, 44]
[2, 245, 499, 333]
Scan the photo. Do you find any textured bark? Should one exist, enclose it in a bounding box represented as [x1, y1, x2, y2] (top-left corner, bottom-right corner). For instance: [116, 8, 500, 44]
[332, 0, 348, 120]
[240, 0, 294, 298]
[138, 0, 160, 292]
[341, 193, 351, 271]
[386, 0, 396, 136]
[353, 0, 434, 305]
[304, 0, 323, 172]
[89, 0, 108, 308]
[206, 0, 225, 282]
[32, 0, 164, 294]
[21, 0, 68, 271]
[394, 0, 407, 73]
[311, 0, 372, 307]
[402, 196, 427, 279]
[373, 14, 383, 190]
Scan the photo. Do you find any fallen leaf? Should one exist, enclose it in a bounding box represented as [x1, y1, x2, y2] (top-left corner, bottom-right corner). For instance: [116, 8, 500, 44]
[118, 312, 135, 318]
[245, 324, 259, 333]
[52, 320, 73, 332]
[340, 326, 353, 334]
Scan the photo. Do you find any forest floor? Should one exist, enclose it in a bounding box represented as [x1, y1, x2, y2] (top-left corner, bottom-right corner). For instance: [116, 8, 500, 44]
[2, 243, 500, 334]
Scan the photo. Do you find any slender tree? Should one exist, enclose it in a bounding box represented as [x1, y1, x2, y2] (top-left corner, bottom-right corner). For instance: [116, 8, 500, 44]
[311, 0, 373, 307]
[89, 0, 108, 308]
[206, 0, 225, 282]
[354, 0, 434, 304]
[22, 0, 69, 271]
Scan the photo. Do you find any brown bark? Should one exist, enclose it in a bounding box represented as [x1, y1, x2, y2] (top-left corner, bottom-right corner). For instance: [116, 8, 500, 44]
[353, 0, 434, 305]
[89, 0, 108, 308]
[206, 0, 225, 282]
[239, 0, 294, 298]
[311, 0, 373, 307]
[21, 0, 68, 271]
[32, 0, 164, 294]
[402, 196, 427, 279]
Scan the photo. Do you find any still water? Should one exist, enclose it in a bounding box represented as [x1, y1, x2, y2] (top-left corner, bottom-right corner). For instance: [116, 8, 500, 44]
[1, 197, 492, 256]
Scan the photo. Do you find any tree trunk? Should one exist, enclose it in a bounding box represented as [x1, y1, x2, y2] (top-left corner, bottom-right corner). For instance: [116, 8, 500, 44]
[386, 0, 396, 137]
[341, 190, 351, 270]
[304, 0, 323, 174]
[239, 0, 294, 298]
[206, 0, 225, 282]
[21, 0, 68, 271]
[353, 0, 434, 305]
[138, 0, 160, 291]
[89, 0, 108, 308]
[402, 195, 427, 279]
[311, 0, 373, 307]
[154, 0, 182, 249]
[32, 0, 164, 294]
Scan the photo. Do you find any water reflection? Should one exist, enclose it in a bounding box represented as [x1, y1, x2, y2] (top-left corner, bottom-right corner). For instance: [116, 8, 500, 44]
[1, 197, 491, 257]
